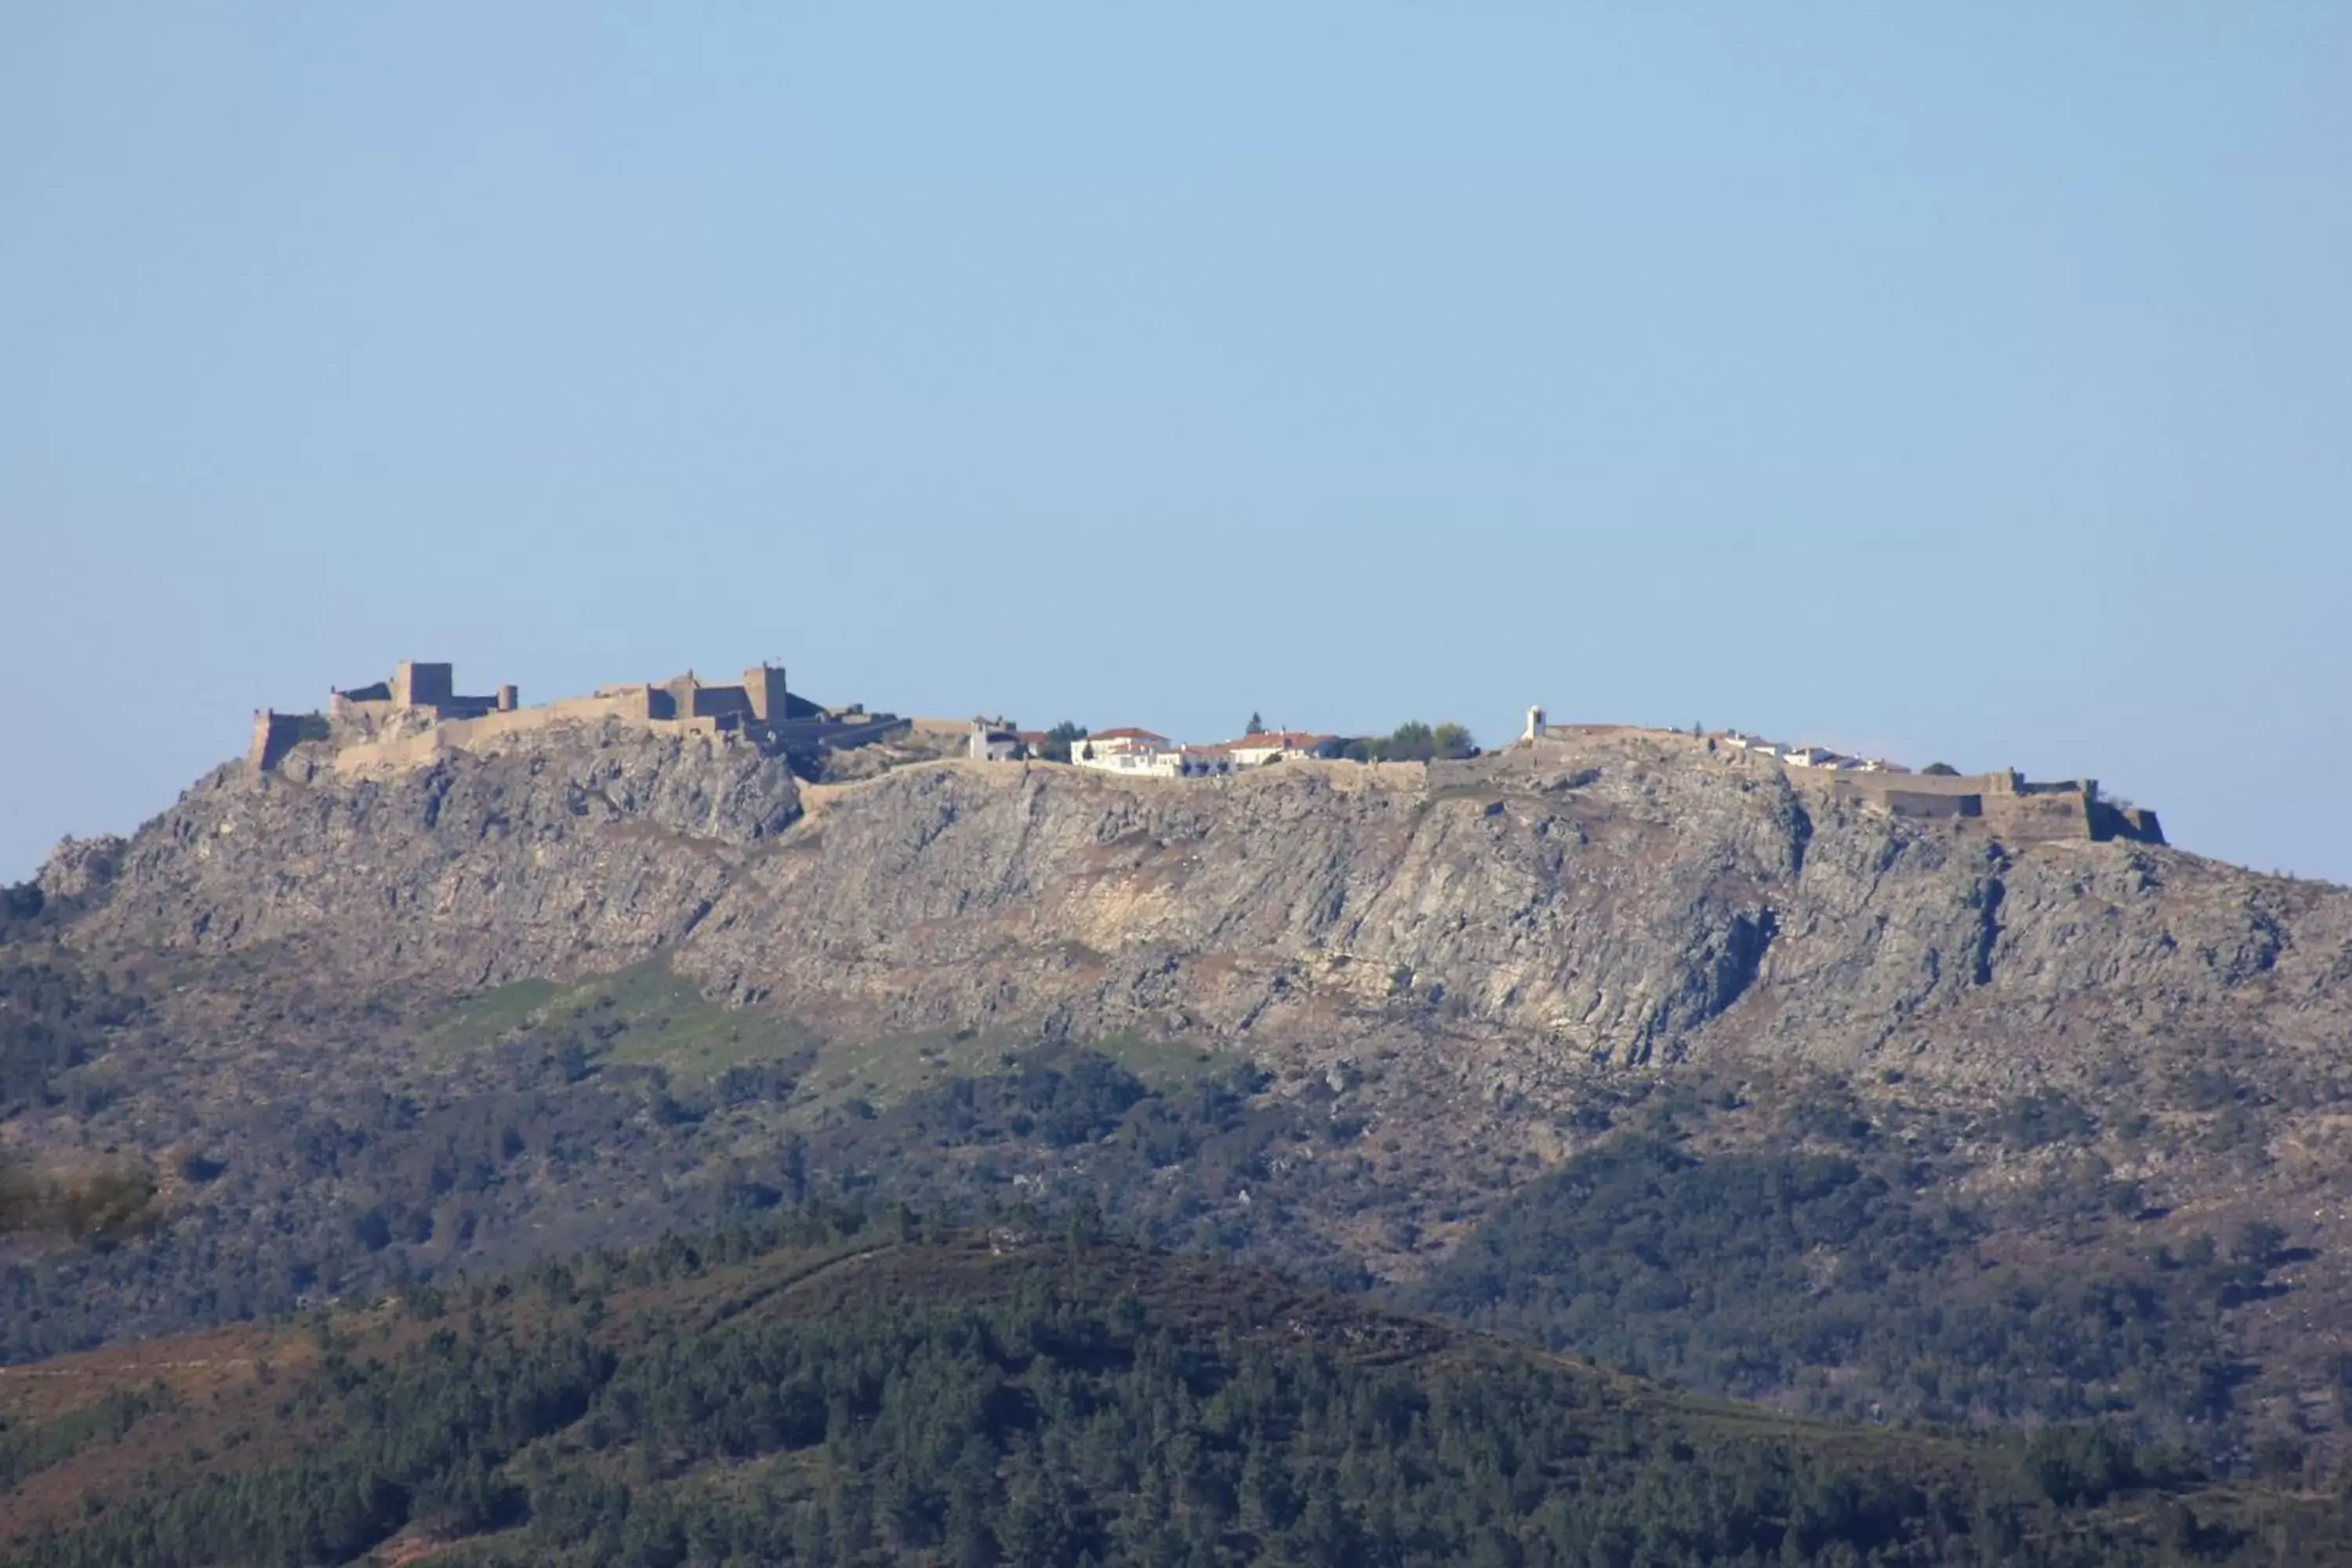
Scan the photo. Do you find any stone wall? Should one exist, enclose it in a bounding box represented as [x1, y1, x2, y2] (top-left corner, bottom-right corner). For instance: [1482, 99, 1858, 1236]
[755, 713, 913, 753]
[331, 706, 740, 777]
[248, 710, 328, 772]
[1824, 770, 2164, 846]
[1872, 789, 1977, 822]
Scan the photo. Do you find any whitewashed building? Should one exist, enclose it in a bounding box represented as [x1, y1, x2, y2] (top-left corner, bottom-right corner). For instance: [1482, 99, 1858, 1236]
[1072, 728, 1174, 775]
[1070, 728, 1245, 778]
[1221, 730, 1341, 767]
[967, 719, 1023, 762]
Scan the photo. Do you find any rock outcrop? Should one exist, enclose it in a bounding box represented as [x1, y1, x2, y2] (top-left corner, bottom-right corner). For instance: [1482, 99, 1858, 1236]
[54, 724, 2352, 1099]
[18, 718, 2352, 1444]
[72, 720, 802, 985]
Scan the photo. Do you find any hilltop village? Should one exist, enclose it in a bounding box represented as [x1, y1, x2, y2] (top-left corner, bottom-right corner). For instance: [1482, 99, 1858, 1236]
[249, 660, 2163, 846]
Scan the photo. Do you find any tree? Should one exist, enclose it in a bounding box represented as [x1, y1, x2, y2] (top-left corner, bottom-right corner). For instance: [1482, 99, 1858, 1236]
[1042, 722, 1087, 764]
[1386, 721, 1437, 762]
[1922, 762, 1960, 777]
[2231, 1219, 2290, 1271]
[1432, 723, 1475, 760]
[1245, 711, 1265, 738]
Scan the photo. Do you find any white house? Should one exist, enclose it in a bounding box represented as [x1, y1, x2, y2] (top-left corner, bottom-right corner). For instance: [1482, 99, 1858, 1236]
[1221, 730, 1341, 768]
[1070, 728, 1246, 779]
[1072, 728, 1174, 775]
[1784, 746, 1842, 768]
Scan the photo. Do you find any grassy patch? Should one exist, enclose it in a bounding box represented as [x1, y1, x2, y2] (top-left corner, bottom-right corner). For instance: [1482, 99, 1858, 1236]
[1090, 1030, 1240, 1087]
[422, 978, 563, 1059]
[781, 1028, 1233, 1127]
[423, 963, 814, 1082]
[786, 1027, 1029, 1124]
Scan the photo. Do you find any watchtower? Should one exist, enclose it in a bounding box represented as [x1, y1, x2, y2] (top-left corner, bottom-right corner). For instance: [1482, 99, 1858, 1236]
[392, 661, 455, 710]
[1523, 705, 1547, 742]
[743, 663, 789, 722]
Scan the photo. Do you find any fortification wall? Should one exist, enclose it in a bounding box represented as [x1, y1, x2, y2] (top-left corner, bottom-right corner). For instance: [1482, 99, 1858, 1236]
[248, 710, 327, 772]
[1821, 769, 2013, 800]
[1871, 789, 1977, 822]
[593, 684, 663, 720]
[687, 685, 755, 720]
[759, 713, 913, 752]
[1980, 791, 2094, 844]
[1822, 771, 2161, 846]
[538, 692, 663, 725]
[329, 697, 399, 725]
[331, 707, 734, 778]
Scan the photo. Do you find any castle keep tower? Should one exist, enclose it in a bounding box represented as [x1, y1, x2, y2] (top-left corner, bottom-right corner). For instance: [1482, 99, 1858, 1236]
[744, 663, 789, 722]
[391, 660, 455, 710]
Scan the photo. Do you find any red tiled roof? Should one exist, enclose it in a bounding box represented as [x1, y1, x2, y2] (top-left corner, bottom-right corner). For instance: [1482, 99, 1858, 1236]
[1088, 728, 1170, 743]
[1231, 731, 1336, 749]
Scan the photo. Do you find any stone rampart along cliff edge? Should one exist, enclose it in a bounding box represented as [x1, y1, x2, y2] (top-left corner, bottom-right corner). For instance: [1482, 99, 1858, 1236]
[269, 656, 910, 775]
[50, 726, 2348, 1101]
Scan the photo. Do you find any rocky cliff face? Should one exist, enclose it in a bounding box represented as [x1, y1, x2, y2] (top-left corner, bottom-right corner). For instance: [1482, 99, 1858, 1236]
[60, 720, 803, 986]
[17, 718, 2352, 1456]
[51, 720, 2352, 1106]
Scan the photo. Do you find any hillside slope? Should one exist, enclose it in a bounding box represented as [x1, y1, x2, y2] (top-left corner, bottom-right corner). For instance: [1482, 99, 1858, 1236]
[9, 720, 2352, 1474]
[1, 1215, 2333, 1566]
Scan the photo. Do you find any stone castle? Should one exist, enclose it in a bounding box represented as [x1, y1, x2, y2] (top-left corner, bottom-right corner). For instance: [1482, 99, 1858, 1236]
[1519, 713, 2164, 848]
[1817, 763, 2165, 847]
[250, 659, 909, 773]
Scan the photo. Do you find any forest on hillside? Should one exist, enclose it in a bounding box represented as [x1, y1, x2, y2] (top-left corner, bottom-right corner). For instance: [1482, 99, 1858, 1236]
[0, 923, 2331, 1486]
[4, 1208, 2332, 1568]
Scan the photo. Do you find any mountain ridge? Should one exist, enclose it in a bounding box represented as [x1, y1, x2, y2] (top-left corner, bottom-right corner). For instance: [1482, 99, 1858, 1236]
[45, 719, 2350, 1091]
[9, 716, 2352, 1478]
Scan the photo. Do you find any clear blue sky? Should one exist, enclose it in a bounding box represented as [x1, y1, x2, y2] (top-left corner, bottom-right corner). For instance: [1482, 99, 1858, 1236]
[5, 7, 2348, 883]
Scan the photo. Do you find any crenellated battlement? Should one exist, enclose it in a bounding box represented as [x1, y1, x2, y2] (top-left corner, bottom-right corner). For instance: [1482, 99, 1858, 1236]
[254, 659, 907, 774]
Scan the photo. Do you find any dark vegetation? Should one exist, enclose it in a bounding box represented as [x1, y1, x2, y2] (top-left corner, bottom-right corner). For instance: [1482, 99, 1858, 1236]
[5, 1207, 2329, 1567]
[1415, 1133, 2287, 1457]
[806, 1047, 1385, 1291]
[0, 917, 2328, 1498]
[0, 949, 157, 1247]
[0, 954, 140, 1117]
[0, 945, 2321, 1482]
[1038, 720, 1090, 764]
[1341, 720, 1477, 763]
